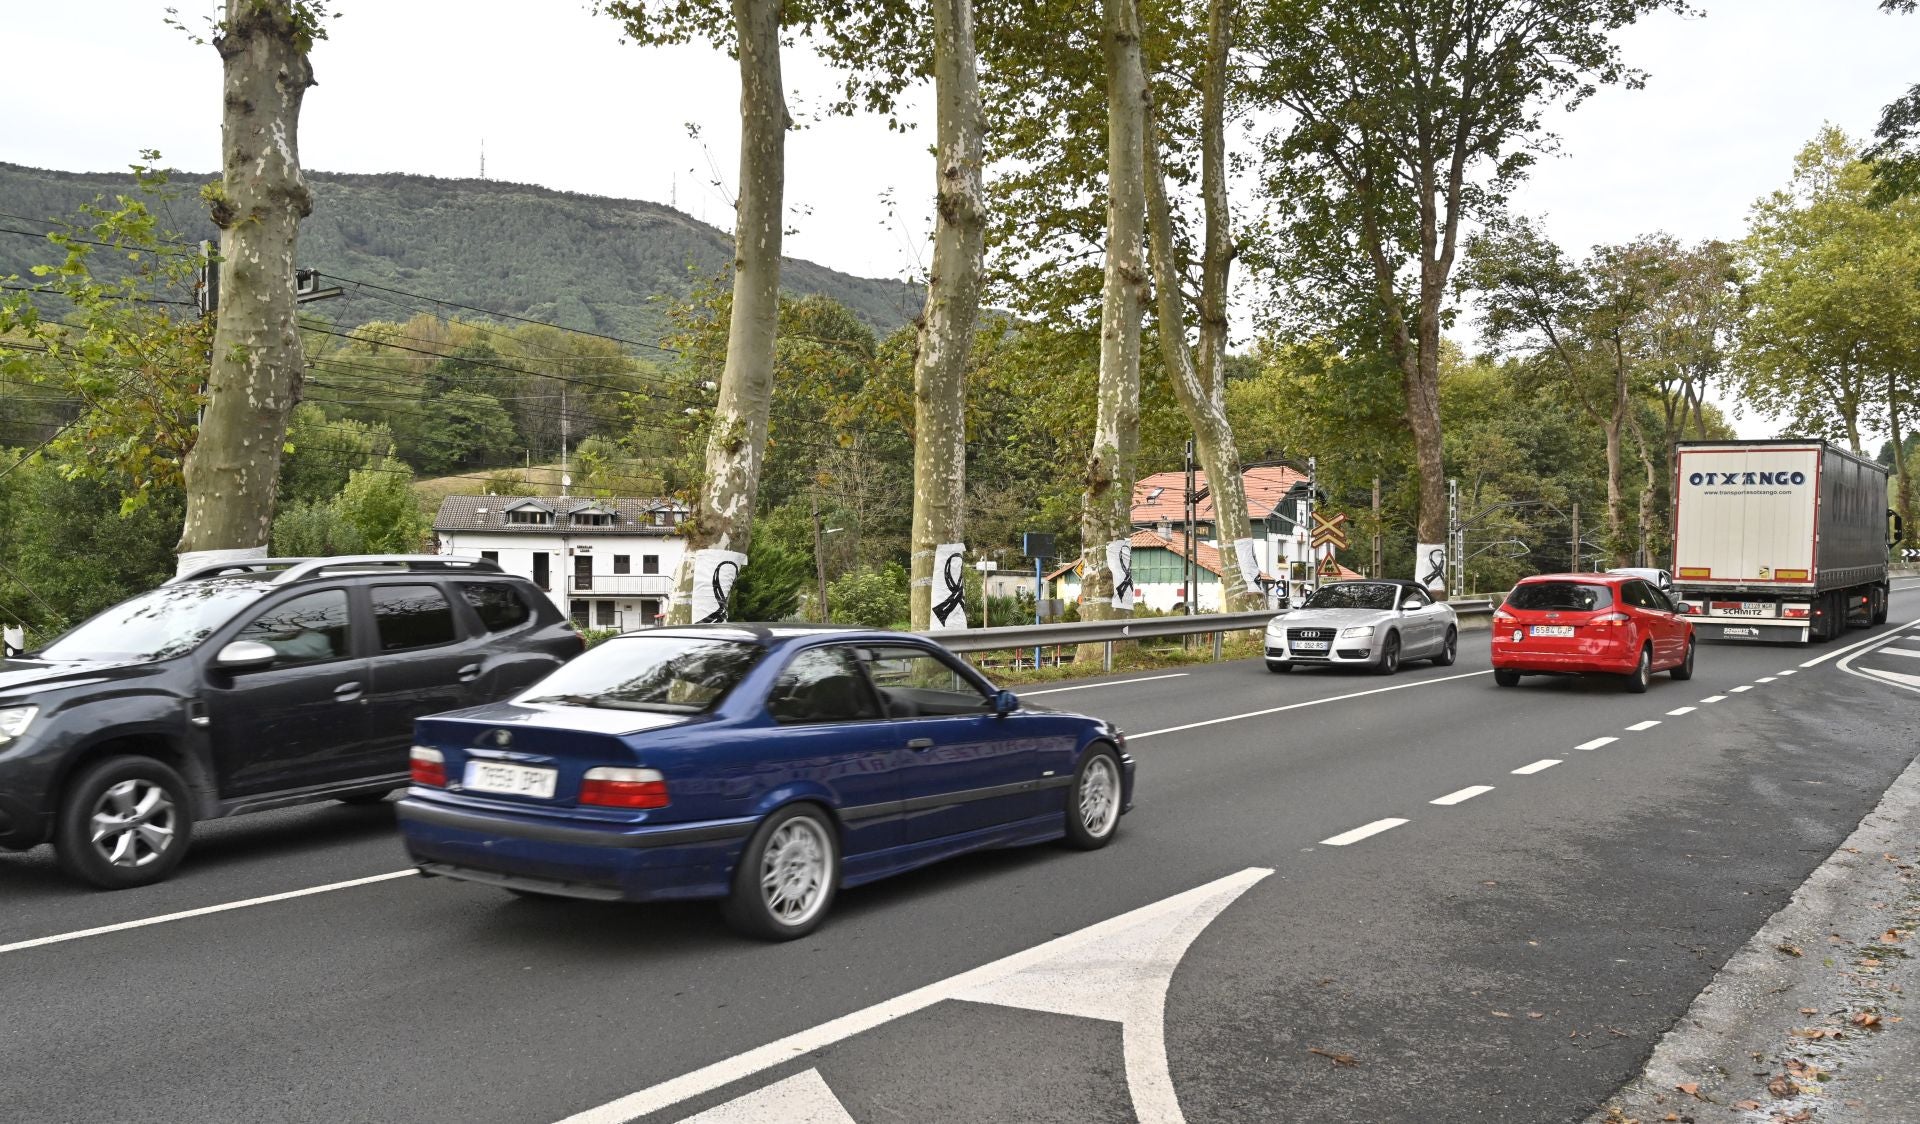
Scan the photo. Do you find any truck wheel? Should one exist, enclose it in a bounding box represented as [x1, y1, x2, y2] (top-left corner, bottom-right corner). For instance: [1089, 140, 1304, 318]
[55, 756, 195, 889]
[1873, 586, 1889, 626]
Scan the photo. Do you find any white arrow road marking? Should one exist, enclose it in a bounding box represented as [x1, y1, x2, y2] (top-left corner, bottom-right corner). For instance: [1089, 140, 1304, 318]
[1801, 620, 1920, 667]
[552, 868, 1272, 1124]
[678, 1070, 855, 1124]
[1859, 665, 1920, 691]
[1877, 647, 1920, 659]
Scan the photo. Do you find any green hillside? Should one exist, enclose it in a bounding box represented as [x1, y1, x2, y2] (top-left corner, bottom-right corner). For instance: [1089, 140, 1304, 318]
[0, 162, 922, 344]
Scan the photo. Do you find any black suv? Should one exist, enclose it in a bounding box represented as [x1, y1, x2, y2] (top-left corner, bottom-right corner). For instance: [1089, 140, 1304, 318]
[0, 556, 581, 888]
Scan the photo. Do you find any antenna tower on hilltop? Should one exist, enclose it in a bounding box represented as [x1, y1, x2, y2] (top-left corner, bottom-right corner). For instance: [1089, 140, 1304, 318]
[480, 138, 486, 180]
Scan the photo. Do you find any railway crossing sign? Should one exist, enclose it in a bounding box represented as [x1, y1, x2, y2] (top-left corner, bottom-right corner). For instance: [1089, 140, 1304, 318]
[1310, 511, 1349, 551]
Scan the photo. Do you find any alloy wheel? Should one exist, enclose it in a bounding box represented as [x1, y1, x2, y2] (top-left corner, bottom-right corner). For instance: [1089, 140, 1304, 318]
[1078, 754, 1120, 839]
[88, 779, 177, 869]
[759, 816, 831, 927]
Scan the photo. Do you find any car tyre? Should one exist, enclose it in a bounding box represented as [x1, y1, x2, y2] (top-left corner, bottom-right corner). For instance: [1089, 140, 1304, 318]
[1623, 645, 1652, 694]
[1265, 660, 1294, 674]
[722, 803, 839, 941]
[1433, 626, 1458, 667]
[1670, 637, 1695, 681]
[1063, 746, 1123, 850]
[1373, 632, 1401, 676]
[54, 755, 194, 890]
[1493, 669, 1521, 688]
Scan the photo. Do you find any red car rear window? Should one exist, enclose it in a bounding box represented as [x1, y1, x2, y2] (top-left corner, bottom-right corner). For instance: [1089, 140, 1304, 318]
[1505, 582, 1614, 612]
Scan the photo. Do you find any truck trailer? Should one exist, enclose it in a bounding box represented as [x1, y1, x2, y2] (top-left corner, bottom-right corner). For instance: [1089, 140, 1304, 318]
[1670, 440, 1898, 643]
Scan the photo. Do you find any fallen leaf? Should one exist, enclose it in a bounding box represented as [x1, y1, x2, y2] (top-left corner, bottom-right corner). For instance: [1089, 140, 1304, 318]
[1827, 934, 1847, 944]
[1675, 1081, 1703, 1099]
[1861, 958, 1884, 968]
[1308, 1047, 1358, 1066]
[1776, 944, 1804, 958]
[1851, 1012, 1883, 1029]
[1662, 1114, 1679, 1122]
[1767, 1074, 1796, 1099]
[1490, 1010, 1513, 1018]
[1798, 1008, 1819, 1015]
[1882, 929, 1905, 943]
[1528, 1011, 1545, 1019]
[1790, 1027, 1835, 1040]
[1780, 1110, 1813, 1123]
[1785, 1058, 1827, 1079]
[1733, 1100, 1762, 1111]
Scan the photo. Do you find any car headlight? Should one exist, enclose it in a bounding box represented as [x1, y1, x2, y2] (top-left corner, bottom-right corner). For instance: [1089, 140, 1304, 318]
[0, 705, 37, 744]
[1338, 625, 1375, 639]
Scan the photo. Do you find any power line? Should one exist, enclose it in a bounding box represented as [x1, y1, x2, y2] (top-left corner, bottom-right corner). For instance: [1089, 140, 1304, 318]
[321, 272, 681, 355]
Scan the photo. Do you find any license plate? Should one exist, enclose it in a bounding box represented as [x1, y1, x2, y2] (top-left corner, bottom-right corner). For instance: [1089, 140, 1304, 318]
[1711, 602, 1774, 618]
[464, 761, 557, 799]
[1292, 640, 1330, 651]
[1528, 625, 1574, 638]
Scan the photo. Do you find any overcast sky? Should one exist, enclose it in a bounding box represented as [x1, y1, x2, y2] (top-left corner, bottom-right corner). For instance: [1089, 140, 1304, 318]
[7, 1, 1916, 439]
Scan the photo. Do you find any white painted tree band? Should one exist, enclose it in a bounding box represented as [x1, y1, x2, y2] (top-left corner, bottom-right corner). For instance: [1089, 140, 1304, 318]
[1231, 537, 1260, 595]
[930, 542, 968, 631]
[1107, 539, 1136, 610]
[1416, 541, 1447, 591]
[690, 548, 747, 624]
[175, 544, 268, 578]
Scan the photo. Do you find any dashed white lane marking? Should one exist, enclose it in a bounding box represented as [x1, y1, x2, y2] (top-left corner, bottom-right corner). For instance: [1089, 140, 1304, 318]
[0, 870, 417, 956]
[1701, 695, 1727, 703]
[551, 867, 1272, 1124]
[1023, 673, 1189, 697]
[1129, 670, 1491, 740]
[1756, 676, 1777, 683]
[1575, 737, 1617, 751]
[1320, 818, 1410, 846]
[1625, 720, 1661, 732]
[1512, 759, 1561, 775]
[1879, 647, 1920, 659]
[1430, 785, 1495, 806]
[1776, 669, 1799, 675]
[1667, 707, 1696, 716]
[1730, 685, 1754, 693]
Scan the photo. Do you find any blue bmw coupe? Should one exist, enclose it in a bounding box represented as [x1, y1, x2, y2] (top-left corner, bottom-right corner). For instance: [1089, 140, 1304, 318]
[396, 626, 1134, 939]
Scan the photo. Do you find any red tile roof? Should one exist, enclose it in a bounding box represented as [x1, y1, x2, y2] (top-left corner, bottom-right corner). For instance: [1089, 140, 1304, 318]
[1131, 465, 1309, 525]
[1049, 527, 1362, 584]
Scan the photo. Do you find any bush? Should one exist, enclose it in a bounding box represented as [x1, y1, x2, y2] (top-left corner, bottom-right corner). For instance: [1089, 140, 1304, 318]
[829, 562, 909, 629]
[730, 541, 812, 622]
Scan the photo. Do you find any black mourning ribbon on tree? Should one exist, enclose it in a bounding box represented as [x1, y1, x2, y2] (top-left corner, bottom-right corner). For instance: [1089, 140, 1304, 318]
[698, 559, 739, 624]
[1114, 544, 1134, 603]
[933, 551, 966, 627]
[1422, 549, 1446, 587]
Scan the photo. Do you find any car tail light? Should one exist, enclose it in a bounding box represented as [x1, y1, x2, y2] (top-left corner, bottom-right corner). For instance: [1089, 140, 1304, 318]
[1492, 610, 1516, 624]
[410, 746, 447, 787]
[579, 767, 669, 809]
[1783, 604, 1811, 619]
[1591, 612, 1631, 628]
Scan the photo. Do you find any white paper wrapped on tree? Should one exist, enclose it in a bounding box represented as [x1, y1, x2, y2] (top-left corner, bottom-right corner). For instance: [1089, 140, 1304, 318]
[929, 542, 969, 631]
[1231, 538, 1261, 596]
[691, 548, 748, 624]
[1106, 539, 1136, 610]
[1416, 542, 1448, 592]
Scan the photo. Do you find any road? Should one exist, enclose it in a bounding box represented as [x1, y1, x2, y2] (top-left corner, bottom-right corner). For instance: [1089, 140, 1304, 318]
[4, 583, 1918, 1123]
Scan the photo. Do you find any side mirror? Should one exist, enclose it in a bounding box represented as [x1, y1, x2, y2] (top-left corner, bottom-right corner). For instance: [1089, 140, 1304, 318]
[214, 640, 278, 671]
[1401, 598, 1423, 611]
[992, 689, 1019, 717]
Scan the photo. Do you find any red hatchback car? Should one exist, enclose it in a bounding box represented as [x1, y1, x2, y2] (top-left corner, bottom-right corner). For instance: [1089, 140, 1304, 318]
[1490, 573, 1695, 693]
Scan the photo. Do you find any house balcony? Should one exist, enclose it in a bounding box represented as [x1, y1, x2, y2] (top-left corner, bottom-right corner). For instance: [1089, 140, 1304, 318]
[568, 574, 674, 596]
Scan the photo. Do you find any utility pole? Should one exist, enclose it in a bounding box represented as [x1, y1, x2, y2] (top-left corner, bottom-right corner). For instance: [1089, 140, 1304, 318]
[1304, 455, 1317, 598]
[1371, 476, 1382, 578]
[1183, 439, 1197, 616]
[812, 494, 831, 623]
[1571, 502, 1581, 573]
[1448, 477, 1462, 598]
[559, 386, 570, 497]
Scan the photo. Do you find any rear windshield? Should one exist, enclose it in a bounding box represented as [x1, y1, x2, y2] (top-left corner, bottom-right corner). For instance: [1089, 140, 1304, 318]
[517, 635, 761, 713]
[1505, 582, 1614, 612]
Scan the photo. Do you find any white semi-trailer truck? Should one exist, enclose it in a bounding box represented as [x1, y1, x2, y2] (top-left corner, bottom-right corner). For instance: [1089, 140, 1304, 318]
[1671, 440, 1899, 643]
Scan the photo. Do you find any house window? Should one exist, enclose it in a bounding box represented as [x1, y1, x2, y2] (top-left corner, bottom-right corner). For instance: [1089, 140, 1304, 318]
[508, 509, 552, 525]
[479, 550, 499, 564]
[570, 600, 588, 628]
[651, 511, 668, 526]
[572, 512, 612, 527]
[596, 601, 617, 627]
[613, 555, 631, 574]
[642, 555, 660, 575]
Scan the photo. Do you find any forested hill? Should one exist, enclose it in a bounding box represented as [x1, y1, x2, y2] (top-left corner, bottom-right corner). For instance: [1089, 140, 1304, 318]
[0, 162, 923, 343]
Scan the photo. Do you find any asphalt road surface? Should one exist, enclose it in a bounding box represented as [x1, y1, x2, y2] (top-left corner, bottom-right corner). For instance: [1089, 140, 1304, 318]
[5, 583, 1918, 1123]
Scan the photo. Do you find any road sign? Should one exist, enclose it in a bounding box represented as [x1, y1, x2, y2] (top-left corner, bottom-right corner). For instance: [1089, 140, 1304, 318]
[1310, 511, 1349, 550]
[1318, 553, 1342, 578]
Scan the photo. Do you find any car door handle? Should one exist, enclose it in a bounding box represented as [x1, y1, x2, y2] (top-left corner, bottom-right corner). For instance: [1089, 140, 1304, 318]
[906, 738, 934, 751]
[457, 663, 481, 682]
[334, 681, 364, 702]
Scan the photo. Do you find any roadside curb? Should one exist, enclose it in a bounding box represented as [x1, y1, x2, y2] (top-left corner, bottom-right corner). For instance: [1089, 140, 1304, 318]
[1591, 750, 1920, 1123]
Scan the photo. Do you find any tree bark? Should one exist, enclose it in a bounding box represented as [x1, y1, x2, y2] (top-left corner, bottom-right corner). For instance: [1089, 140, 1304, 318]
[908, 0, 987, 632]
[1606, 341, 1629, 568]
[175, 0, 316, 570]
[1194, 0, 1233, 404]
[1892, 370, 1914, 549]
[667, 0, 787, 623]
[1143, 100, 1258, 611]
[1077, 0, 1149, 638]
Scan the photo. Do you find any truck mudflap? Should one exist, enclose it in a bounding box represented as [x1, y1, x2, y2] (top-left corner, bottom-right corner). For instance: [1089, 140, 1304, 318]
[1693, 618, 1809, 643]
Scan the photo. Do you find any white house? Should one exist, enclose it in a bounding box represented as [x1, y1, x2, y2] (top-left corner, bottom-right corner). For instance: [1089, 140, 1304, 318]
[432, 495, 691, 631]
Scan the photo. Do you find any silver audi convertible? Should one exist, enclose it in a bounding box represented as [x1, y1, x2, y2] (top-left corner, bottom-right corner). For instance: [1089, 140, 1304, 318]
[1263, 580, 1459, 675]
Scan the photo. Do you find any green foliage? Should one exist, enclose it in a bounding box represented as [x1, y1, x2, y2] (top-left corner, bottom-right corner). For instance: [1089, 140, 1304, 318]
[278, 403, 394, 506]
[270, 498, 366, 556]
[828, 563, 910, 628]
[273, 458, 428, 556]
[404, 389, 517, 475]
[729, 541, 813, 623]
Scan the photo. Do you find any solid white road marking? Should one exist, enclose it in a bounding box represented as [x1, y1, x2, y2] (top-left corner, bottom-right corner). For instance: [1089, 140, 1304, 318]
[0, 870, 417, 956]
[1128, 670, 1491, 740]
[1512, 759, 1561, 775]
[1730, 685, 1754, 693]
[680, 1070, 855, 1124]
[1575, 737, 1617, 751]
[1625, 720, 1661, 732]
[1666, 707, 1696, 716]
[549, 868, 1273, 1124]
[1835, 625, 1920, 696]
[1801, 620, 1920, 667]
[1023, 673, 1190, 697]
[1319, 818, 1410, 846]
[1430, 785, 1494, 806]
[1701, 695, 1727, 703]
[1756, 676, 1777, 684]
[1878, 647, 1920, 659]
[1858, 665, 1920, 691]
